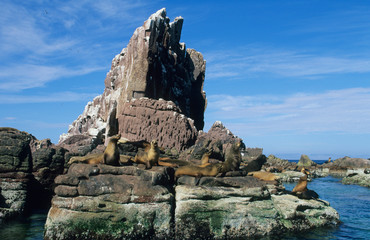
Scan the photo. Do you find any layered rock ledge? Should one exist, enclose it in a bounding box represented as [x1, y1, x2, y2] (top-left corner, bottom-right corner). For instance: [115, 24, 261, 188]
[44, 164, 340, 239]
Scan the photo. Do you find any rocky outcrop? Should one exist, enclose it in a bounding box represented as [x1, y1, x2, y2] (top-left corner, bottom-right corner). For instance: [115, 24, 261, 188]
[0, 127, 68, 224]
[323, 156, 370, 169]
[263, 154, 297, 171]
[30, 137, 67, 207]
[179, 121, 243, 162]
[44, 164, 174, 239]
[45, 164, 340, 239]
[342, 169, 370, 187]
[175, 179, 339, 239]
[297, 154, 316, 167]
[59, 8, 206, 151]
[0, 127, 33, 223]
[118, 98, 198, 151]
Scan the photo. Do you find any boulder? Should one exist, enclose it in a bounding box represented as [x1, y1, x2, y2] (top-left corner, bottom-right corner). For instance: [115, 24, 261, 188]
[180, 121, 243, 162]
[44, 164, 175, 239]
[59, 8, 207, 152]
[342, 169, 370, 187]
[175, 177, 339, 239]
[0, 127, 33, 223]
[263, 154, 297, 172]
[297, 154, 316, 167]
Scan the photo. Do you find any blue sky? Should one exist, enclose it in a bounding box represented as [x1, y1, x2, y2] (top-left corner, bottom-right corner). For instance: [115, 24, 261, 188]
[1, 0, 370, 159]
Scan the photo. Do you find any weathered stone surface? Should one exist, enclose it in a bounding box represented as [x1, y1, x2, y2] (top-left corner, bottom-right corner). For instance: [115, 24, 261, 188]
[59, 8, 206, 152]
[46, 159, 340, 239]
[241, 154, 267, 173]
[44, 164, 174, 239]
[342, 169, 370, 187]
[118, 98, 198, 151]
[175, 183, 339, 239]
[0, 127, 33, 173]
[0, 128, 33, 223]
[324, 156, 370, 169]
[275, 170, 307, 182]
[263, 154, 297, 171]
[297, 154, 316, 167]
[180, 121, 244, 162]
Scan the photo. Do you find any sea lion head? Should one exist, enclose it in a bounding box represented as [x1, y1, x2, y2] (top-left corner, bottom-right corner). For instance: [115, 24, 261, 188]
[110, 134, 121, 142]
[151, 139, 158, 148]
[301, 167, 310, 175]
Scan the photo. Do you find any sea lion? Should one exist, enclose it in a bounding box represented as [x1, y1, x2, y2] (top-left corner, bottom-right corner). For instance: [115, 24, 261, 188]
[174, 163, 223, 178]
[291, 168, 320, 199]
[68, 153, 103, 165]
[248, 171, 280, 181]
[220, 141, 242, 173]
[292, 168, 310, 193]
[103, 134, 122, 166]
[68, 134, 123, 166]
[133, 139, 160, 169]
[199, 150, 213, 167]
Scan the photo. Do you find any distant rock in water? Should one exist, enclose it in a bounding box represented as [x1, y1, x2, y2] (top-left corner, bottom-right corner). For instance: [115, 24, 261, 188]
[59, 8, 206, 151]
[297, 154, 316, 167]
[324, 156, 370, 169]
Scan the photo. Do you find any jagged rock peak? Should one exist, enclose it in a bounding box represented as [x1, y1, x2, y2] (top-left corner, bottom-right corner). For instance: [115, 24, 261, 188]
[59, 9, 206, 152]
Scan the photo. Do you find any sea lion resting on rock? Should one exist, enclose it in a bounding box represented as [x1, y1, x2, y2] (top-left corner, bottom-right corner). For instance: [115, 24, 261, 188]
[175, 163, 223, 178]
[292, 168, 310, 192]
[156, 149, 213, 168]
[68, 134, 123, 166]
[292, 168, 319, 199]
[248, 171, 280, 181]
[199, 150, 212, 167]
[134, 140, 160, 169]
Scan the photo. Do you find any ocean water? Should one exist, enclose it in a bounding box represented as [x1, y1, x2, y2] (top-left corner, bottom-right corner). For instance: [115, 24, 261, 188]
[0, 209, 48, 240]
[282, 176, 370, 240]
[0, 168, 369, 239]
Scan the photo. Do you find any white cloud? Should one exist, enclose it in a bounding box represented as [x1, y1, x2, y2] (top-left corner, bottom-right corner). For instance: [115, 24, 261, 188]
[205, 47, 370, 80]
[206, 88, 370, 135]
[0, 91, 99, 104]
[0, 0, 157, 92]
[0, 64, 106, 91]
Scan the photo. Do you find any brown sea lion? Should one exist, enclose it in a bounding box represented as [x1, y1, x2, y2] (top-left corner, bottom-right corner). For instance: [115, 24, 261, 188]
[292, 168, 310, 192]
[199, 150, 213, 167]
[134, 140, 160, 169]
[68, 134, 122, 166]
[103, 134, 122, 166]
[174, 163, 223, 178]
[248, 171, 280, 181]
[220, 141, 242, 173]
[68, 153, 103, 165]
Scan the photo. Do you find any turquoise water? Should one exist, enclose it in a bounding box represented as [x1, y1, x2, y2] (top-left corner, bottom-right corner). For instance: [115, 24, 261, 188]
[0, 174, 369, 239]
[283, 176, 370, 240]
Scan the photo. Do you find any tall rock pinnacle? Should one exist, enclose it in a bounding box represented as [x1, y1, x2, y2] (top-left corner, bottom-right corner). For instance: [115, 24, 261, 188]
[59, 8, 207, 151]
